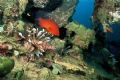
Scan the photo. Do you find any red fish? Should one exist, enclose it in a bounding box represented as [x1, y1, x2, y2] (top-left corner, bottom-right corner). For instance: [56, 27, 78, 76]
[37, 17, 60, 36]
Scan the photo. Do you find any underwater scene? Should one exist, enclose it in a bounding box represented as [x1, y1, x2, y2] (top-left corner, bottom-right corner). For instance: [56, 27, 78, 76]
[0, 0, 120, 80]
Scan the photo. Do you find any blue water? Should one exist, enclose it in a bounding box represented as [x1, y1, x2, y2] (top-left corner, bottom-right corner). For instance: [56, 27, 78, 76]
[72, 0, 94, 28]
[72, 0, 120, 55]
[106, 23, 120, 42]
[72, 0, 120, 42]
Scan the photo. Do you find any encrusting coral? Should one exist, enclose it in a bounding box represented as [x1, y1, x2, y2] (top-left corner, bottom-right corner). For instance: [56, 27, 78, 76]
[0, 56, 14, 77]
[66, 22, 95, 49]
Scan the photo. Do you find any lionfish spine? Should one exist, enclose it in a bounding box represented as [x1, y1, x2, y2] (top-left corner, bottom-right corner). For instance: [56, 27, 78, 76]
[31, 39, 55, 52]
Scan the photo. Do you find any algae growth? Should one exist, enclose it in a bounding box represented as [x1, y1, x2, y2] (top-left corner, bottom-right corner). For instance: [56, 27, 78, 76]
[0, 0, 120, 80]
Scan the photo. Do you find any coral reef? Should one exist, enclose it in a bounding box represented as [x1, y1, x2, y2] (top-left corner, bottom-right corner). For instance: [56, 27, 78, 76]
[66, 22, 95, 49]
[2, 53, 97, 80]
[92, 0, 120, 33]
[0, 0, 120, 80]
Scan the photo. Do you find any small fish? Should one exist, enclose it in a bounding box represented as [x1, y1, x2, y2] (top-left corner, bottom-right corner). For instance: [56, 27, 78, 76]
[37, 17, 60, 36]
[104, 27, 113, 32]
[103, 23, 113, 32]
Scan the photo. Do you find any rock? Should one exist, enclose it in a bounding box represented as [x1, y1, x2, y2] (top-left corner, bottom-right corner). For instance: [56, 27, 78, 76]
[54, 60, 85, 72]
[33, 0, 49, 8]
[0, 56, 14, 77]
[38, 68, 54, 80]
[18, 0, 28, 15]
[49, 0, 77, 27]
[0, 0, 28, 22]
[0, 0, 19, 21]
[52, 63, 63, 75]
